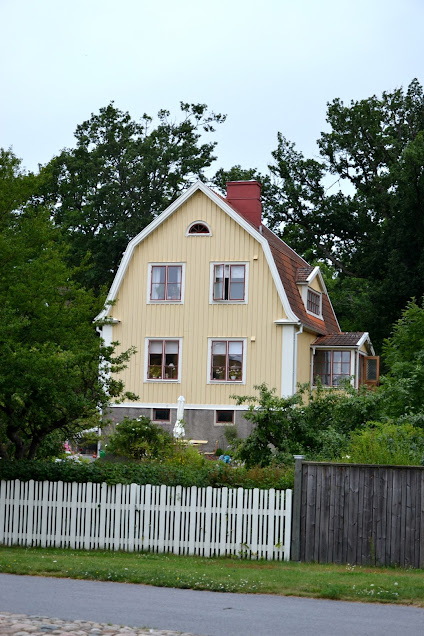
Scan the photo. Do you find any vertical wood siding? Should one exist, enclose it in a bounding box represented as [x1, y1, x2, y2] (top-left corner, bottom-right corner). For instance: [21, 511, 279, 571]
[297, 462, 424, 568]
[111, 191, 286, 404]
[0, 480, 292, 561]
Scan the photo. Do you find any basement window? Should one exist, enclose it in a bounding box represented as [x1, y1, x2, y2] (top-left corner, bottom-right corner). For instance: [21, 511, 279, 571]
[215, 410, 234, 425]
[153, 408, 170, 422]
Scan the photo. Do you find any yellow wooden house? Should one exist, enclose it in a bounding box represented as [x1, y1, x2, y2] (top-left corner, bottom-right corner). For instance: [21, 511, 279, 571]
[96, 181, 378, 448]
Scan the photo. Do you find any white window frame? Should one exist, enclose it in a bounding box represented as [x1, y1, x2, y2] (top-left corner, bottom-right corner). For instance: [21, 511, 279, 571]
[209, 262, 249, 304]
[144, 337, 183, 383]
[147, 263, 186, 304]
[301, 286, 323, 319]
[207, 337, 247, 384]
[311, 348, 355, 387]
[186, 220, 212, 236]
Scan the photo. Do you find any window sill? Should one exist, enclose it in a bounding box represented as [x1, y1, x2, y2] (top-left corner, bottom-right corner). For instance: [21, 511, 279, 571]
[208, 380, 245, 385]
[210, 300, 247, 305]
[305, 308, 323, 320]
[147, 301, 184, 305]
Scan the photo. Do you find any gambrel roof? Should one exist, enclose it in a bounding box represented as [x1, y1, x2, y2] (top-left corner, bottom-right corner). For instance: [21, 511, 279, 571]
[95, 180, 341, 337]
[261, 226, 339, 335]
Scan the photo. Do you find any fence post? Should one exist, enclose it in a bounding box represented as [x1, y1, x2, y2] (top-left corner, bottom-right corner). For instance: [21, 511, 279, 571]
[291, 455, 304, 561]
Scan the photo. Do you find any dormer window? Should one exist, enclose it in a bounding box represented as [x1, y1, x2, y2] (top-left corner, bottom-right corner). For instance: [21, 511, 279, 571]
[307, 289, 321, 316]
[186, 221, 211, 235]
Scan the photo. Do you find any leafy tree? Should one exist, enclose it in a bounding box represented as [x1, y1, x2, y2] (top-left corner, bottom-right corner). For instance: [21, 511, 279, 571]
[211, 165, 279, 220]
[216, 81, 424, 348]
[232, 384, 306, 467]
[43, 102, 226, 291]
[0, 205, 136, 460]
[268, 80, 424, 348]
[232, 382, 382, 467]
[0, 149, 39, 225]
[377, 298, 424, 418]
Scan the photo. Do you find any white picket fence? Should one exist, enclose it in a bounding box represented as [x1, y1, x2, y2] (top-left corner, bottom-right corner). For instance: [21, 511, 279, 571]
[0, 480, 292, 560]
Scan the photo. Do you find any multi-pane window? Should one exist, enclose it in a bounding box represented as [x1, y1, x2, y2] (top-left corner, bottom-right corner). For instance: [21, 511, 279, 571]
[361, 356, 380, 387]
[148, 340, 179, 380]
[150, 265, 182, 301]
[307, 289, 321, 315]
[213, 264, 245, 301]
[211, 340, 243, 381]
[188, 222, 210, 235]
[314, 350, 351, 386]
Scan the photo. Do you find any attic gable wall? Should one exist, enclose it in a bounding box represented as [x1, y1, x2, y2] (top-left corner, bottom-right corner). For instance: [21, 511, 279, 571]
[111, 191, 287, 404]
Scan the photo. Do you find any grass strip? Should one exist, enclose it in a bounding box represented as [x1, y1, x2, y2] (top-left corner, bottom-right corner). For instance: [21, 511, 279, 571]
[0, 546, 423, 606]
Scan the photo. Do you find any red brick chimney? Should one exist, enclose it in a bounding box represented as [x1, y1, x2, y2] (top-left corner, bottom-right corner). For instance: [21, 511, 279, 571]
[226, 181, 262, 228]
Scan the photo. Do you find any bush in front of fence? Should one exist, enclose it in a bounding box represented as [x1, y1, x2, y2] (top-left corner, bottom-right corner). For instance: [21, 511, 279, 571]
[0, 460, 294, 490]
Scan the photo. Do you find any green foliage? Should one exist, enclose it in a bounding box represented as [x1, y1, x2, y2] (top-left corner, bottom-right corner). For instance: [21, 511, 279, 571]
[223, 424, 240, 451]
[106, 417, 175, 461]
[377, 299, 424, 417]
[43, 102, 226, 291]
[0, 459, 294, 490]
[0, 166, 136, 460]
[0, 149, 39, 225]
[72, 430, 99, 448]
[343, 421, 424, 466]
[232, 384, 306, 468]
[231, 382, 384, 467]
[219, 80, 424, 348]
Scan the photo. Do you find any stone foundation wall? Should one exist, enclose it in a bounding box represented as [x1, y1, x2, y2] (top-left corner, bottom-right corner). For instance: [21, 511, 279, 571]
[104, 407, 254, 453]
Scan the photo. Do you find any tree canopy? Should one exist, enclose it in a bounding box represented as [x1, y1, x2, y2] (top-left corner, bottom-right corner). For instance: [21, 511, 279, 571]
[0, 155, 136, 460]
[43, 102, 226, 291]
[217, 79, 424, 349]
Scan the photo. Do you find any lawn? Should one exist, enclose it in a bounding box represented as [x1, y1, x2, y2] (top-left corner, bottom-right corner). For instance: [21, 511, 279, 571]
[0, 546, 423, 606]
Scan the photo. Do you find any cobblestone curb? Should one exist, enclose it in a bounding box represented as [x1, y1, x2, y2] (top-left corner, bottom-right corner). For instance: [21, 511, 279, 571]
[0, 612, 200, 635]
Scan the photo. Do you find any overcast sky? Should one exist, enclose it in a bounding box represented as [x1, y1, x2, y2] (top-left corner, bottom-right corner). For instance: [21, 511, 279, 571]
[1, 0, 423, 176]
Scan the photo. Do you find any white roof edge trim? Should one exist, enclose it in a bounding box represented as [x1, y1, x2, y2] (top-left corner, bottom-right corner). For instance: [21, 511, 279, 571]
[357, 332, 369, 348]
[95, 179, 299, 323]
[306, 265, 320, 283]
[357, 332, 375, 355]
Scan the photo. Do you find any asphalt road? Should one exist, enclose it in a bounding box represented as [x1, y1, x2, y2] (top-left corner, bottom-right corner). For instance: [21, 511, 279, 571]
[0, 573, 423, 636]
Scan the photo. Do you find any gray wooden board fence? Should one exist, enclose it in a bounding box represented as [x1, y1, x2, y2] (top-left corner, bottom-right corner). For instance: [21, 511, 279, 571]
[295, 462, 424, 568]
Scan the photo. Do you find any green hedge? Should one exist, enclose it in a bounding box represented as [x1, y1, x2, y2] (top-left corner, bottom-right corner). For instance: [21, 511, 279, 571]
[0, 460, 294, 490]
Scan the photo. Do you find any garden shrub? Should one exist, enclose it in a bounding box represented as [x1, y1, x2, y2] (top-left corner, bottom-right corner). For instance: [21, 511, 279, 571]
[342, 420, 424, 465]
[0, 459, 294, 490]
[106, 416, 176, 460]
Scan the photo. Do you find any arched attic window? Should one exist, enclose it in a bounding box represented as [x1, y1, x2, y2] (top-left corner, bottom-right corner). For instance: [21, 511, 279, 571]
[186, 221, 211, 236]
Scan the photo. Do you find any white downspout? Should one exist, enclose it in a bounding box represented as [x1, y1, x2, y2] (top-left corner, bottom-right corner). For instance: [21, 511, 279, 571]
[293, 324, 303, 394]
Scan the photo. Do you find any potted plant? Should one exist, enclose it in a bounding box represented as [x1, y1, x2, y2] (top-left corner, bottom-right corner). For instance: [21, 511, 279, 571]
[149, 365, 162, 379]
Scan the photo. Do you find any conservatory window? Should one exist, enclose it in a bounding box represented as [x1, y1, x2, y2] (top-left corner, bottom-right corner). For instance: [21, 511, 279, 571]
[314, 350, 351, 386]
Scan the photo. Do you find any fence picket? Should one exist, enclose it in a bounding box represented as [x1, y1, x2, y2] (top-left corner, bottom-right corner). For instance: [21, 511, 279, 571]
[0, 479, 291, 561]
